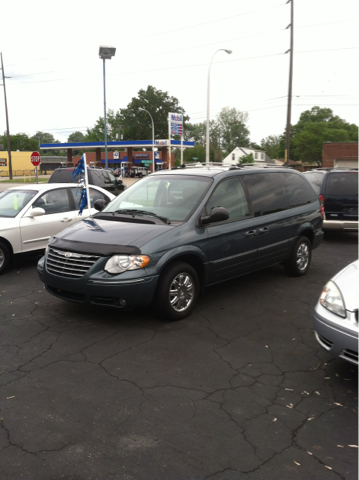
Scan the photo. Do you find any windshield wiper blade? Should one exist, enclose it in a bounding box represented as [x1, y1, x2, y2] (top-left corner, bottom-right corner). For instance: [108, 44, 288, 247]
[114, 209, 170, 224]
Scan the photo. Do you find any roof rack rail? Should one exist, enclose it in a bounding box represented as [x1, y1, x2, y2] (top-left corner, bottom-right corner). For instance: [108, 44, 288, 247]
[238, 163, 293, 169]
[309, 167, 358, 171]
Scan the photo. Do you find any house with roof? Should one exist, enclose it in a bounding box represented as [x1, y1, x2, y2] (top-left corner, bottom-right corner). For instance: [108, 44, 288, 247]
[222, 147, 275, 165]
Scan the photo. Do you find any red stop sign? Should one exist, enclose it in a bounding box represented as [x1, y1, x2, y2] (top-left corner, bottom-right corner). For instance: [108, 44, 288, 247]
[31, 151, 41, 167]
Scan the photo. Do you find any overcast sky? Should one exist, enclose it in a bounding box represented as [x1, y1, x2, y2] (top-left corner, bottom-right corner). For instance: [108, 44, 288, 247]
[1, 0, 358, 146]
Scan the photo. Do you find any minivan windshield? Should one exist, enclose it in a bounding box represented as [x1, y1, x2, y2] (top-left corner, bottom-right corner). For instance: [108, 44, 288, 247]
[103, 175, 212, 222]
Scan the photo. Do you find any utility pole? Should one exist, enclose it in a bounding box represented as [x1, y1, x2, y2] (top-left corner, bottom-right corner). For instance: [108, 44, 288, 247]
[284, 0, 294, 166]
[0, 53, 13, 179]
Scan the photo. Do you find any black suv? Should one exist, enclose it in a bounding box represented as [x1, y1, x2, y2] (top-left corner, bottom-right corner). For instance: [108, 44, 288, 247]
[49, 167, 126, 196]
[38, 165, 323, 320]
[303, 168, 358, 231]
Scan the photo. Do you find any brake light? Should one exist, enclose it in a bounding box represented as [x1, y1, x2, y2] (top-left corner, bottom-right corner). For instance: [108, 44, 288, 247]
[319, 195, 325, 220]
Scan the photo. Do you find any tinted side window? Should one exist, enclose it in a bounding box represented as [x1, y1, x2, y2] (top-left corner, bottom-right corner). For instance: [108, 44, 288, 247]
[303, 172, 325, 194]
[107, 172, 117, 185]
[89, 170, 103, 186]
[242, 173, 289, 216]
[33, 188, 71, 215]
[206, 177, 249, 222]
[70, 187, 109, 210]
[284, 173, 317, 207]
[325, 173, 358, 196]
[49, 169, 74, 183]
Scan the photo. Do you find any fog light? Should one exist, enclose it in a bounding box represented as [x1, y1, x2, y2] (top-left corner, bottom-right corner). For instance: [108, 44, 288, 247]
[119, 299, 126, 306]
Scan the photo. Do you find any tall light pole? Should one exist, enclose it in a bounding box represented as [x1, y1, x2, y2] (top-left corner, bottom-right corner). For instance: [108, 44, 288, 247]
[0, 53, 13, 179]
[285, 0, 294, 166]
[99, 46, 116, 169]
[206, 49, 232, 166]
[138, 107, 155, 174]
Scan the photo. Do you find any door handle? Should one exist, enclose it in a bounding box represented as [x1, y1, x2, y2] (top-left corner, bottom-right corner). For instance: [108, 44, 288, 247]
[259, 227, 269, 235]
[245, 230, 257, 238]
[61, 217, 72, 222]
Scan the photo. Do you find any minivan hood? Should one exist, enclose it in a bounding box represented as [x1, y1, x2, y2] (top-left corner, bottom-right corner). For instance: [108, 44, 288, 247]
[49, 216, 174, 256]
[333, 260, 359, 312]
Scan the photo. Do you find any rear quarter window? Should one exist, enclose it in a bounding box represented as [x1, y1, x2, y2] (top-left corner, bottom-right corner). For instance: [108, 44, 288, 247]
[49, 169, 74, 183]
[325, 172, 358, 196]
[284, 173, 317, 207]
[303, 172, 325, 194]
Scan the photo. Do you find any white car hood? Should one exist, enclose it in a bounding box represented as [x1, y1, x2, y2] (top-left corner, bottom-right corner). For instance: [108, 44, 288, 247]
[333, 260, 359, 312]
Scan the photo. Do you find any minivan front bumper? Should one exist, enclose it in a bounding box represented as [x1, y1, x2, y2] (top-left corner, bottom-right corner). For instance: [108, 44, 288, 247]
[37, 255, 159, 309]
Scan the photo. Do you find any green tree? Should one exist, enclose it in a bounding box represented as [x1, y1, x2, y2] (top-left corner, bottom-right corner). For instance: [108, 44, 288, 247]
[217, 107, 250, 153]
[87, 86, 189, 143]
[0, 132, 38, 151]
[68, 131, 86, 156]
[183, 144, 206, 163]
[30, 131, 66, 156]
[278, 107, 358, 164]
[68, 131, 86, 143]
[239, 153, 254, 164]
[86, 110, 121, 142]
[260, 135, 281, 159]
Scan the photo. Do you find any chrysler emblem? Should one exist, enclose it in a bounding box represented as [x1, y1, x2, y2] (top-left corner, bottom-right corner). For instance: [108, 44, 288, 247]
[65, 252, 72, 258]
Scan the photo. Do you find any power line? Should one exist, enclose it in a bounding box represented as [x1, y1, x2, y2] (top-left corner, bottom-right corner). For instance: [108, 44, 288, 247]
[8, 46, 357, 86]
[134, 2, 285, 40]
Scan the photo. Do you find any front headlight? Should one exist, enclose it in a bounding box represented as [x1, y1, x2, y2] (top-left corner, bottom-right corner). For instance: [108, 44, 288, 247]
[104, 255, 150, 274]
[319, 280, 346, 318]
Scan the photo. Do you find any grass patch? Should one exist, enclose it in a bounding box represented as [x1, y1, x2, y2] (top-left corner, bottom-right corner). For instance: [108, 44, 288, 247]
[0, 178, 49, 183]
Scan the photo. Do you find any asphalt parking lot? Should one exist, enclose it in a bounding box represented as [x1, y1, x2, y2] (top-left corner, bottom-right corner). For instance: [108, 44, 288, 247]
[0, 231, 357, 480]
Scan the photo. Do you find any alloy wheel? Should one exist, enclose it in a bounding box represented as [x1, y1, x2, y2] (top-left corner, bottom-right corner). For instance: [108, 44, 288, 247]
[297, 243, 309, 271]
[169, 272, 195, 312]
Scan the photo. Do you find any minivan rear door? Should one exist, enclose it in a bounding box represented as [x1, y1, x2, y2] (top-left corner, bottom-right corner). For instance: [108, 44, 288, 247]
[324, 172, 358, 222]
[241, 172, 292, 270]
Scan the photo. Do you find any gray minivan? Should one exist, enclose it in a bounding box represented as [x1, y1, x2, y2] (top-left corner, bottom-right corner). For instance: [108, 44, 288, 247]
[38, 165, 324, 320]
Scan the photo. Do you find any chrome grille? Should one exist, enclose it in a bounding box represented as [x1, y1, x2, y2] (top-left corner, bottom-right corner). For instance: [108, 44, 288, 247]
[46, 247, 100, 278]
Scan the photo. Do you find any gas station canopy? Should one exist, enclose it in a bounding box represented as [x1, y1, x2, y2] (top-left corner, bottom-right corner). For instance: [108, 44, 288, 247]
[40, 140, 195, 150]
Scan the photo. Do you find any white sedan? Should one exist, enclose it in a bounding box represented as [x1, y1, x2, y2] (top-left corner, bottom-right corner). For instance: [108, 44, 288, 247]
[0, 183, 115, 274]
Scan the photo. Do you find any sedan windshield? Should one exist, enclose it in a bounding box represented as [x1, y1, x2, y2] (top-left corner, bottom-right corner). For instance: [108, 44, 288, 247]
[0, 190, 37, 217]
[103, 175, 212, 222]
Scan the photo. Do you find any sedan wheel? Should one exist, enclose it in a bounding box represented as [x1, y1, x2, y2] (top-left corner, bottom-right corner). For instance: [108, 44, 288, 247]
[0, 241, 11, 275]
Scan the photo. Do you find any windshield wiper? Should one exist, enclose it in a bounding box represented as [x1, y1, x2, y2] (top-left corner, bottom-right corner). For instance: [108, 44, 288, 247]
[113, 209, 170, 224]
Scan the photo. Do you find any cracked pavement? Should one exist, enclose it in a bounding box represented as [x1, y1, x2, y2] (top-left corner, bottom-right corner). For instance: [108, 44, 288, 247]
[0, 231, 357, 480]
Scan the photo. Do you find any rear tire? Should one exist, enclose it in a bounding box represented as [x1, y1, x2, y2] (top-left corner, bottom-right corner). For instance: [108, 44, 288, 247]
[284, 236, 312, 277]
[155, 262, 199, 320]
[0, 241, 11, 275]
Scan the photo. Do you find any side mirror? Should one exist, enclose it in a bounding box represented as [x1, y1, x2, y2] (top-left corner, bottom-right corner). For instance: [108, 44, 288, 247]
[199, 207, 229, 226]
[94, 199, 107, 211]
[28, 207, 46, 217]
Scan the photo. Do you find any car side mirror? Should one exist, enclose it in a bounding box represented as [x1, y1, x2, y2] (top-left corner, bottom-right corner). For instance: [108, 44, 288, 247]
[199, 207, 229, 226]
[94, 199, 107, 211]
[28, 207, 46, 217]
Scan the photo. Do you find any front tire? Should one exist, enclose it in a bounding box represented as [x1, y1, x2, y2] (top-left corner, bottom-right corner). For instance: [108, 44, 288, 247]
[284, 236, 312, 277]
[0, 241, 11, 275]
[155, 262, 199, 320]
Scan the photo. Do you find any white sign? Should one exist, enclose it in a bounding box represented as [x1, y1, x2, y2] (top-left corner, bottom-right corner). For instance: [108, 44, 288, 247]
[155, 140, 168, 146]
[113, 151, 119, 160]
[169, 113, 183, 124]
[169, 113, 183, 136]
